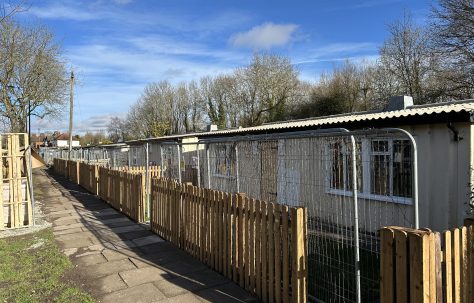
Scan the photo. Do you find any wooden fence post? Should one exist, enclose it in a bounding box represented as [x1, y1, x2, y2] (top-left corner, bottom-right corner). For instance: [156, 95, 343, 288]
[380, 227, 395, 303]
[291, 207, 307, 303]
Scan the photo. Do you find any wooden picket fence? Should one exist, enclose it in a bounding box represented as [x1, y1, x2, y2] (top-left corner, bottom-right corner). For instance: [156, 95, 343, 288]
[380, 220, 474, 302]
[98, 166, 145, 222]
[116, 165, 161, 193]
[79, 162, 99, 195]
[67, 160, 79, 184]
[116, 165, 161, 177]
[150, 177, 308, 303]
[53, 158, 68, 177]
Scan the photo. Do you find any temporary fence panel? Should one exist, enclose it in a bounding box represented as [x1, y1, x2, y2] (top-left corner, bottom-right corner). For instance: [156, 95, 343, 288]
[79, 162, 99, 195]
[0, 133, 33, 229]
[129, 144, 147, 167]
[150, 177, 308, 303]
[40, 147, 61, 165]
[160, 144, 181, 181]
[107, 148, 130, 168]
[380, 223, 474, 303]
[98, 166, 145, 222]
[198, 130, 416, 302]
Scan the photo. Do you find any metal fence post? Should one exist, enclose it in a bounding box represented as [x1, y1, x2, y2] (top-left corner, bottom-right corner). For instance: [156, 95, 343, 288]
[177, 144, 182, 183]
[160, 145, 164, 178]
[206, 144, 211, 189]
[349, 134, 361, 303]
[235, 143, 240, 193]
[196, 143, 201, 187]
[145, 142, 150, 220]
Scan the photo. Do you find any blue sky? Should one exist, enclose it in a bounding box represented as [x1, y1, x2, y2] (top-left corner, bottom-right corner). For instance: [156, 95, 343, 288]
[15, 0, 432, 134]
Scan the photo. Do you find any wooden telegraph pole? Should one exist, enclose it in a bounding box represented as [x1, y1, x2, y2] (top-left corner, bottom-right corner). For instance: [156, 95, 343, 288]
[68, 71, 74, 159]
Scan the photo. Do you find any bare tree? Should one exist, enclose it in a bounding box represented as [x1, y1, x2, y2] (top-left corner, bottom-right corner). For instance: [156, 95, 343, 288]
[432, 0, 474, 64]
[236, 53, 299, 126]
[0, 1, 28, 24]
[0, 20, 68, 132]
[107, 116, 129, 143]
[134, 81, 174, 137]
[201, 75, 238, 128]
[430, 0, 474, 99]
[378, 14, 439, 103]
[183, 80, 206, 132]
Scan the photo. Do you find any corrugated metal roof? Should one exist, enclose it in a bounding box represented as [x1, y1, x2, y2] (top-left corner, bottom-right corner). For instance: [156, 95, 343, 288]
[203, 99, 474, 136]
[126, 132, 206, 145]
[123, 99, 474, 143]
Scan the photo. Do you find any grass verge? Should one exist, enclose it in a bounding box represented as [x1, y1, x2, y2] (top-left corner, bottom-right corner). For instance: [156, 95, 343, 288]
[0, 228, 95, 303]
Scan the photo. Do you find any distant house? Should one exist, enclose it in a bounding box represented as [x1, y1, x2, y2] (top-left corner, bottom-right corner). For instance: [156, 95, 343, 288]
[52, 133, 80, 148]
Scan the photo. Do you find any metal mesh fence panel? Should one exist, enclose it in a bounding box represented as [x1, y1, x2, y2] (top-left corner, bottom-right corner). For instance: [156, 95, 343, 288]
[160, 144, 181, 180]
[200, 130, 416, 302]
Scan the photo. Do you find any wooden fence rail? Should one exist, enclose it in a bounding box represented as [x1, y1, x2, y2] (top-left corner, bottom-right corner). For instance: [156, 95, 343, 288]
[150, 178, 308, 303]
[380, 222, 474, 303]
[98, 166, 145, 223]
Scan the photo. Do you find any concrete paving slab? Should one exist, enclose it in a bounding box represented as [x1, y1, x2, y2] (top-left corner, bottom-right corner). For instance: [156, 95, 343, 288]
[54, 214, 82, 222]
[82, 259, 136, 278]
[102, 249, 132, 262]
[132, 235, 164, 247]
[197, 282, 259, 303]
[56, 237, 94, 249]
[121, 230, 155, 240]
[197, 287, 253, 303]
[53, 218, 79, 226]
[185, 269, 230, 289]
[55, 231, 96, 242]
[74, 253, 108, 266]
[119, 266, 174, 287]
[110, 225, 145, 234]
[111, 240, 137, 250]
[53, 222, 84, 231]
[53, 227, 83, 236]
[158, 293, 203, 303]
[100, 283, 165, 303]
[93, 273, 128, 295]
[153, 276, 208, 297]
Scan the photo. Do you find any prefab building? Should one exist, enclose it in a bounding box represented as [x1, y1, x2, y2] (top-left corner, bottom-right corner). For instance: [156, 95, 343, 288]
[196, 99, 474, 232]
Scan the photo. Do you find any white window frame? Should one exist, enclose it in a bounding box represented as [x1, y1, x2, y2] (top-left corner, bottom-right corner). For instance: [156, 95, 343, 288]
[325, 138, 412, 205]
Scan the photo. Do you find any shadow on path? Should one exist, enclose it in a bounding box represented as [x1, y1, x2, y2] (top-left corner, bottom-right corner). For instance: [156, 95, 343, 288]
[37, 168, 259, 303]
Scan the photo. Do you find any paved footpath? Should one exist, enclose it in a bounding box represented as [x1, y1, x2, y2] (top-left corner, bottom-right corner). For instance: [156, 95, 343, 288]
[36, 169, 259, 303]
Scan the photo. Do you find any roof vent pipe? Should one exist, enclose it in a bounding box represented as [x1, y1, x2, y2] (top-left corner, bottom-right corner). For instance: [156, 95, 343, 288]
[386, 95, 414, 111]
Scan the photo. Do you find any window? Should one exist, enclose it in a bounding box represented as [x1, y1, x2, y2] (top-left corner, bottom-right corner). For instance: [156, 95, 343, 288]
[213, 144, 236, 177]
[327, 139, 413, 203]
[328, 141, 363, 192]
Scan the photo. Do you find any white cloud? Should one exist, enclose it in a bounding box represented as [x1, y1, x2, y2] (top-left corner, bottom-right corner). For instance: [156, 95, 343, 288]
[29, 4, 100, 21]
[294, 42, 378, 64]
[229, 22, 298, 49]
